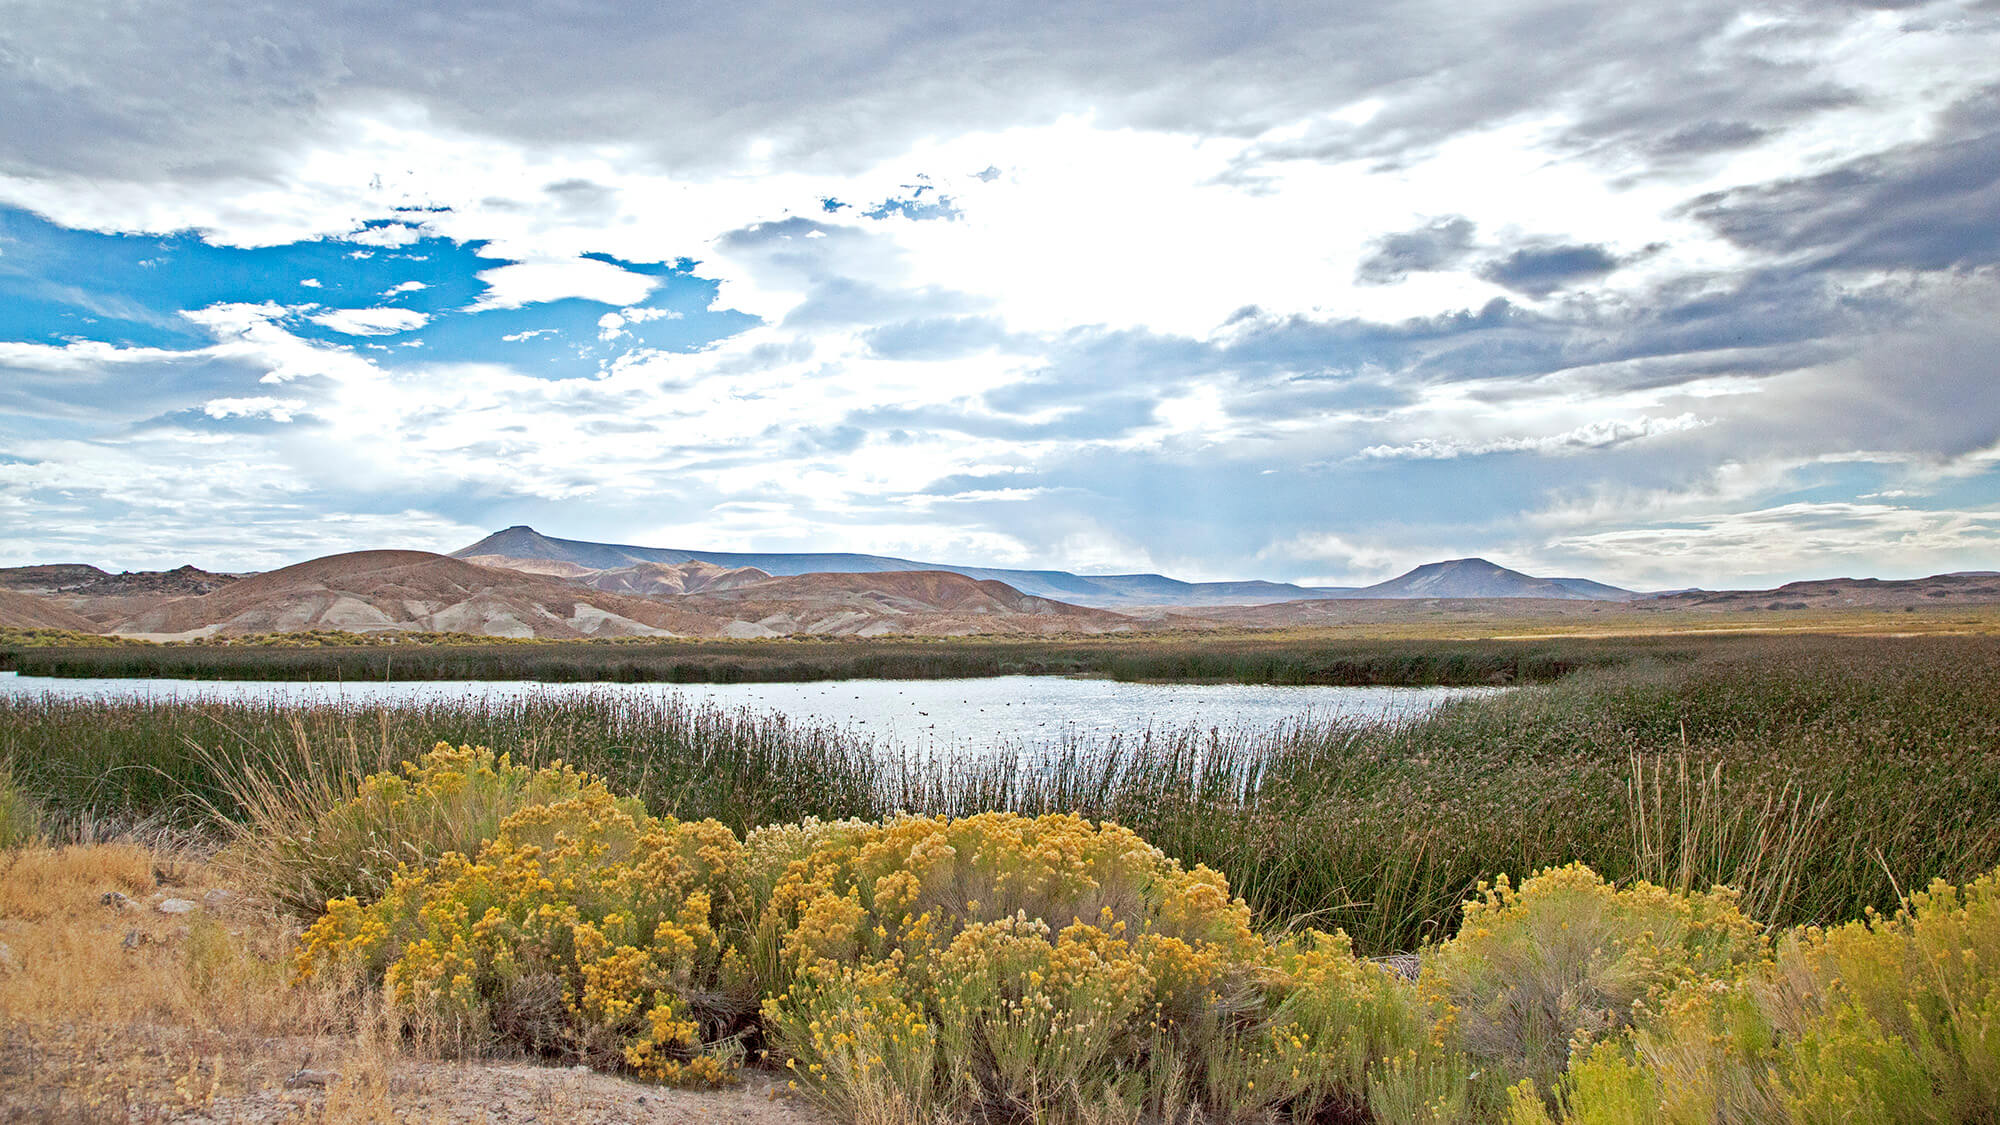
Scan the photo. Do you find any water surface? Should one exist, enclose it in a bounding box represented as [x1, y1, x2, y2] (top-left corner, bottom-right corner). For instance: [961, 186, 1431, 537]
[0, 671, 1497, 756]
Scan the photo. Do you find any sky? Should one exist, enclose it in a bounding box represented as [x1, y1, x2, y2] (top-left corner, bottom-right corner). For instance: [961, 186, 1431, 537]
[2, 1, 1998, 589]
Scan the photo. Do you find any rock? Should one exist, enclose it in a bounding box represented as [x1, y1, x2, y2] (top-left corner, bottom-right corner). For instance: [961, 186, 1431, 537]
[100, 891, 130, 910]
[0, 941, 18, 974]
[121, 929, 146, 949]
[201, 888, 235, 911]
[1371, 953, 1422, 981]
[155, 898, 197, 915]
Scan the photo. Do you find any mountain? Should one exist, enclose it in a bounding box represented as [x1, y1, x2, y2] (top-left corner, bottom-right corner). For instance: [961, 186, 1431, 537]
[115, 551, 701, 639]
[1337, 558, 1636, 601]
[109, 550, 1132, 640]
[0, 589, 103, 631]
[1645, 572, 2000, 611]
[452, 526, 1365, 608]
[0, 563, 240, 597]
[668, 571, 1131, 637]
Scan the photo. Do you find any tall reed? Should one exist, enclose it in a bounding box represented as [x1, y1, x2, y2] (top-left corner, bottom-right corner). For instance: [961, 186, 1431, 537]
[4, 633, 1998, 951]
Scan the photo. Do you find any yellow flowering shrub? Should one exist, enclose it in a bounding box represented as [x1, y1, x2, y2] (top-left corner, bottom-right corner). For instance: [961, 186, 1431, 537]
[1421, 863, 1766, 1102]
[256, 741, 628, 916]
[286, 751, 2000, 1118]
[297, 787, 752, 1085]
[1514, 864, 2000, 1124]
[753, 811, 1415, 1124]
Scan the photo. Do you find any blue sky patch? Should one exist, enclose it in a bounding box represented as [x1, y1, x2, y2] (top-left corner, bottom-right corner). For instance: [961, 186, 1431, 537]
[0, 205, 758, 377]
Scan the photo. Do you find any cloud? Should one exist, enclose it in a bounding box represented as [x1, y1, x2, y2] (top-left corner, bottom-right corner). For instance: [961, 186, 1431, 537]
[200, 396, 308, 422]
[346, 222, 424, 248]
[2, 1, 1999, 586]
[1685, 85, 2000, 271]
[1355, 216, 1476, 284]
[307, 307, 431, 335]
[471, 258, 661, 311]
[1477, 243, 1623, 297]
[1546, 501, 2000, 584]
[1357, 414, 1709, 460]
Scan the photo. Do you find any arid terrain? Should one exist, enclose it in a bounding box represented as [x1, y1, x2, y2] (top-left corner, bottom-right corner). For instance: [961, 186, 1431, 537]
[0, 550, 1132, 640]
[2, 529, 1997, 642]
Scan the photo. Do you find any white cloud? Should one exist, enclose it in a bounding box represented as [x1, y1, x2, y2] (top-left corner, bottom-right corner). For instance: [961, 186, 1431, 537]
[1357, 414, 1710, 460]
[1546, 502, 2000, 585]
[201, 396, 307, 422]
[347, 222, 423, 248]
[383, 281, 428, 296]
[597, 305, 686, 341]
[473, 258, 660, 310]
[308, 307, 432, 336]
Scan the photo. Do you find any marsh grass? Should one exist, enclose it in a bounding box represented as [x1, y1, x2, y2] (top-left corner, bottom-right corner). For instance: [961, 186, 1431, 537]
[0, 757, 42, 848]
[3, 632, 1655, 685]
[4, 634, 1998, 953]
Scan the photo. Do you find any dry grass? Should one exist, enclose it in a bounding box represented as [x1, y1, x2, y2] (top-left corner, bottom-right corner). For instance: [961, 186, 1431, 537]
[0, 843, 821, 1124]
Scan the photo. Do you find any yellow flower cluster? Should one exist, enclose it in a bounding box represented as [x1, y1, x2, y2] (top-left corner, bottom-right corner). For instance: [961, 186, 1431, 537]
[298, 784, 752, 1086]
[1529, 865, 2000, 1123]
[265, 741, 635, 916]
[748, 811, 1397, 1122]
[289, 746, 2000, 1121]
[1422, 861, 1767, 1095]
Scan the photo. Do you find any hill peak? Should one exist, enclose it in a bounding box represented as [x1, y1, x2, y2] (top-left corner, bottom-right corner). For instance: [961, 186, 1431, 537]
[1360, 557, 1633, 601]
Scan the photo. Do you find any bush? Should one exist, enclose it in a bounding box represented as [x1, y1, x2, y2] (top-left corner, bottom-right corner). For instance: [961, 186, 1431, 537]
[754, 811, 1422, 1124]
[227, 741, 621, 916]
[1543, 865, 2000, 1124]
[1421, 863, 1766, 1104]
[282, 748, 2000, 1117]
[0, 758, 43, 849]
[297, 786, 752, 1084]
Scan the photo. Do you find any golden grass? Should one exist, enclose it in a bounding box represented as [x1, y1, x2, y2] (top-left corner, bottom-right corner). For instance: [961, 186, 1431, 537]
[0, 843, 401, 1123]
[0, 844, 824, 1124]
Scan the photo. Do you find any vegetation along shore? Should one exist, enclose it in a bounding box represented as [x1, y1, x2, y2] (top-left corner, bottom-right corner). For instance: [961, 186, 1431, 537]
[2, 632, 1997, 1120]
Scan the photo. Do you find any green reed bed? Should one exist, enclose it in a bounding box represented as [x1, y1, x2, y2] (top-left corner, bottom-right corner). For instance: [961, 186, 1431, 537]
[0, 633, 1658, 685]
[3, 634, 1997, 953]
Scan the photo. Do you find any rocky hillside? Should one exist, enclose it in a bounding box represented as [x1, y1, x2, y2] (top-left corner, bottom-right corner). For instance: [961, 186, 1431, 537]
[109, 551, 1133, 639]
[0, 589, 103, 631]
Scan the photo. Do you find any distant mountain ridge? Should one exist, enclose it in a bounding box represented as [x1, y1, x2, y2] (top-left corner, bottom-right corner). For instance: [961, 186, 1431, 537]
[107, 550, 1131, 640]
[452, 527, 1638, 606]
[1352, 558, 1640, 602]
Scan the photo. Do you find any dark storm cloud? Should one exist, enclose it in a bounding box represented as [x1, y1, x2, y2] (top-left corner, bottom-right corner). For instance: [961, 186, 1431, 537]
[1686, 86, 2000, 271]
[1477, 243, 1622, 297]
[0, 0, 1942, 191]
[1355, 217, 1477, 285]
[1651, 120, 1769, 157]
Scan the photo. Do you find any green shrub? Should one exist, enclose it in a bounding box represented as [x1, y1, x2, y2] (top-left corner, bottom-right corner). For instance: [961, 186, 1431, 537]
[0, 757, 43, 848]
[227, 741, 621, 916]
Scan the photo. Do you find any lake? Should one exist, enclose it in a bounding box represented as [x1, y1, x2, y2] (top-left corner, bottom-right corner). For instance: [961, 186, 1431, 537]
[0, 671, 1499, 756]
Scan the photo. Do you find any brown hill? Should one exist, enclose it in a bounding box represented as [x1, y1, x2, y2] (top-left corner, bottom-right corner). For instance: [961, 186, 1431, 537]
[457, 555, 603, 580]
[0, 563, 240, 597]
[114, 551, 711, 639]
[108, 553, 1133, 640]
[672, 570, 1133, 637]
[573, 560, 772, 597]
[1646, 573, 2000, 612]
[0, 589, 104, 631]
[466, 554, 778, 597]
[0, 564, 112, 594]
